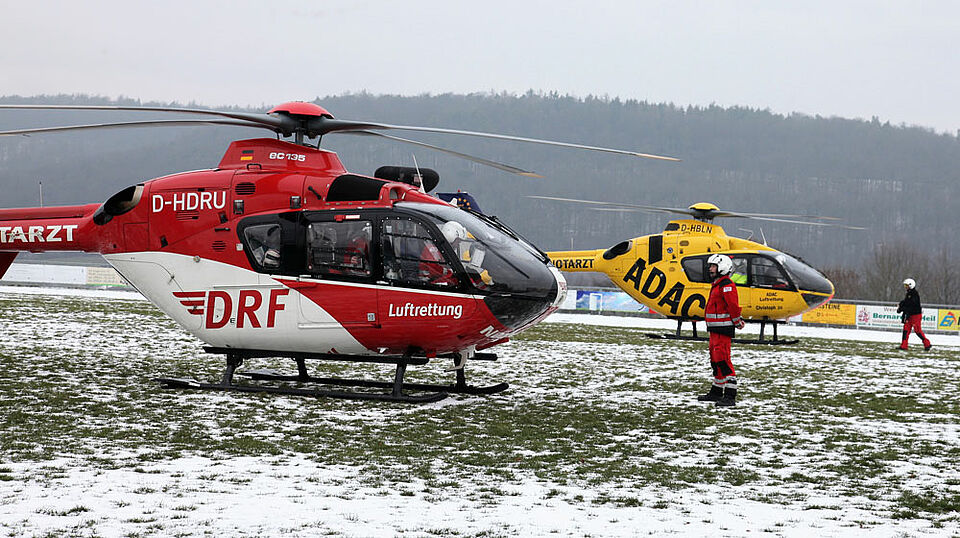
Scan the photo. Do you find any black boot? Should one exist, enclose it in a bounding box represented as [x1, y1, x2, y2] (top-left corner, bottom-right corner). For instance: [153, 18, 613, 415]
[716, 387, 737, 407]
[697, 385, 723, 402]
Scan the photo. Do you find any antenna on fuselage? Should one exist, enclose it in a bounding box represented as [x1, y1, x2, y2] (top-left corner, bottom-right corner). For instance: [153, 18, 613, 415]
[412, 154, 425, 193]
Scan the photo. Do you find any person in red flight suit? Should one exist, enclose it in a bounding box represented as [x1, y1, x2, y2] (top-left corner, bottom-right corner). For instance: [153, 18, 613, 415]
[698, 254, 746, 407]
[419, 240, 457, 286]
[897, 278, 931, 351]
[418, 221, 464, 287]
[342, 226, 371, 276]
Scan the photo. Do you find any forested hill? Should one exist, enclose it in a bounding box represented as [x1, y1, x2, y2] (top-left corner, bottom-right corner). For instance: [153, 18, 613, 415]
[1, 92, 958, 269]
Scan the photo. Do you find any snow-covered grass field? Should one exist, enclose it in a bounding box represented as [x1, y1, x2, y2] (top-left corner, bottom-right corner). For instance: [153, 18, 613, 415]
[0, 286, 958, 537]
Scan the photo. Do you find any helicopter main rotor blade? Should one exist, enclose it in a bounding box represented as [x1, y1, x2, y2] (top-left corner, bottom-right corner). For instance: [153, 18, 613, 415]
[528, 195, 692, 215]
[1, 104, 681, 174]
[528, 195, 865, 229]
[0, 105, 678, 161]
[0, 104, 287, 129]
[342, 130, 543, 178]
[708, 209, 843, 221]
[739, 215, 866, 230]
[0, 119, 275, 136]
[309, 118, 680, 162]
[584, 206, 848, 223]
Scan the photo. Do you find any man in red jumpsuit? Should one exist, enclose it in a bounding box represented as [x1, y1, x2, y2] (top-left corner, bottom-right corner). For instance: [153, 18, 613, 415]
[897, 278, 931, 351]
[698, 254, 745, 407]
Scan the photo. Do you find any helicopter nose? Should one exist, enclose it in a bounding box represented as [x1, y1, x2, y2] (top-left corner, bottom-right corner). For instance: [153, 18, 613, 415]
[778, 253, 834, 310]
[799, 271, 834, 309]
[549, 266, 569, 308]
[482, 263, 563, 331]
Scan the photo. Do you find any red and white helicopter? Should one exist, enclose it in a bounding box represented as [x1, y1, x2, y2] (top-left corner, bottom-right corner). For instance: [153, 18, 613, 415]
[0, 101, 677, 402]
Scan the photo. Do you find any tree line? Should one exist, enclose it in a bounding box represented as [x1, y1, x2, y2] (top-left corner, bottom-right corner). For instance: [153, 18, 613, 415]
[1, 92, 957, 302]
[824, 242, 960, 306]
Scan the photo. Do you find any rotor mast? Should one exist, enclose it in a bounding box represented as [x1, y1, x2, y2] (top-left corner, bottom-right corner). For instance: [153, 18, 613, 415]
[267, 102, 333, 148]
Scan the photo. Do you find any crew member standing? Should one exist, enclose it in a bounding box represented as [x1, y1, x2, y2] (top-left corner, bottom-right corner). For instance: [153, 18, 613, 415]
[897, 278, 932, 351]
[698, 254, 746, 407]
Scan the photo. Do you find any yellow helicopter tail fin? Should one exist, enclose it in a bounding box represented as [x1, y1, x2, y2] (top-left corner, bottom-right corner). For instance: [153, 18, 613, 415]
[546, 249, 605, 272]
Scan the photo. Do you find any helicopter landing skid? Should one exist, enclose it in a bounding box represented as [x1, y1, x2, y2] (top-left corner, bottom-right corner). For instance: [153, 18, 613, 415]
[645, 318, 799, 346]
[155, 348, 508, 403]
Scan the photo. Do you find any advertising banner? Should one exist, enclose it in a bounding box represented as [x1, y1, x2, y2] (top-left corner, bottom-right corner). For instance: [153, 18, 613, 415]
[856, 305, 938, 331]
[86, 267, 129, 287]
[575, 290, 649, 313]
[936, 309, 960, 331]
[1, 263, 86, 285]
[560, 290, 577, 310]
[801, 302, 856, 325]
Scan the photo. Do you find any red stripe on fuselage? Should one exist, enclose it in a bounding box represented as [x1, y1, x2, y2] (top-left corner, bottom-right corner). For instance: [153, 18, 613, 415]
[277, 277, 509, 355]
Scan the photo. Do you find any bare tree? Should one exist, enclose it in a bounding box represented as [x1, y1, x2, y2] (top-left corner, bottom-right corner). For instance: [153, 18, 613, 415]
[861, 241, 929, 302]
[822, 265, 862, 299]
[922, 246, 959, 305]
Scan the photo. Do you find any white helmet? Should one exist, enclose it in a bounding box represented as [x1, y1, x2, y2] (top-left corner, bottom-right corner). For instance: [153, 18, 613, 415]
[441, 220, 468, 244]
[707, 253, 733, 276]
[903, 278, 916, 289]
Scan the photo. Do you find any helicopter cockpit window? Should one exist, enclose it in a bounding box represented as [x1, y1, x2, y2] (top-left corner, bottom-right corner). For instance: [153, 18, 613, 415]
[394, 202, 557, 298]
[306, 220, 372, 278]
[776, 253, 832, 294]
[381, 217, 458, 288]
[751, 255, 792, 289]
[244, 224, 282, 270]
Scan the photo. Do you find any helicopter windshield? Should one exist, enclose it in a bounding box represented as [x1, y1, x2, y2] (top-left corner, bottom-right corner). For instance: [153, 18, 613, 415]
[775, 253, 833, 295]
[397, 202, 555, 297]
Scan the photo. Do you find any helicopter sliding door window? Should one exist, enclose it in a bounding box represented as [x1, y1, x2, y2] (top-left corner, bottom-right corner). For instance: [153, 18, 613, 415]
[680, 256, 710, 283]
[680, 254, 747, 284]
[244, 224, 282, 270]
[305, 221, 373, 278]
[729, 256, 748, 285]
[381, 217, 458, 288]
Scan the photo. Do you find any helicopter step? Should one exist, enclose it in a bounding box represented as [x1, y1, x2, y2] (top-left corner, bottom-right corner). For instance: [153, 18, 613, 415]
[155, 348, 507, 403]
[645, 318, 799, 346]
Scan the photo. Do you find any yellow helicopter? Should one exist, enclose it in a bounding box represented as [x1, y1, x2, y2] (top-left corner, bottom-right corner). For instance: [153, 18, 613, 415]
[530, 199, 862, 344]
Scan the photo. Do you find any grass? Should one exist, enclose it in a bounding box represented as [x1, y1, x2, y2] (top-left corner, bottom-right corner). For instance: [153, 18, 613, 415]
[0, 290, 958, 535]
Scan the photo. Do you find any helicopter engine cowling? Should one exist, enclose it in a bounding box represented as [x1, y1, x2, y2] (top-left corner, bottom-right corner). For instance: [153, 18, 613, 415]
[374, 166, 440, 192]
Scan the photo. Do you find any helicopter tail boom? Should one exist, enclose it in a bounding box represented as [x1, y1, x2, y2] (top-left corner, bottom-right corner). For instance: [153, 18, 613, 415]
[0, 204, 100, 253]
[546, 249, 606, 272]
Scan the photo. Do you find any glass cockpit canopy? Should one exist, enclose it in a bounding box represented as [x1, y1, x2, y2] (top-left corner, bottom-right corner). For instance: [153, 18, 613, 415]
[397, 201, 555, 298]
[774, 252, 833, 295]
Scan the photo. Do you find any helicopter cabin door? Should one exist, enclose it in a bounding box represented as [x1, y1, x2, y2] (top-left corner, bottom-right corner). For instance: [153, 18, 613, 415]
[295, 213, 379, 330]
[679, 254, 751, 318]
[376, 215, 475, 343]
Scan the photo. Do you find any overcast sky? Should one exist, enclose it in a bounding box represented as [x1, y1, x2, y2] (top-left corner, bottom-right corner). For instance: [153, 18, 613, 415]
[3, 0, 958, 133]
